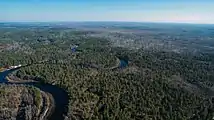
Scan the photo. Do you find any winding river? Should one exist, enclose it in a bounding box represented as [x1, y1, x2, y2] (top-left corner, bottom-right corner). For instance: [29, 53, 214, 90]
[0, 58, 128, 120]
[0, 67, 69, 120]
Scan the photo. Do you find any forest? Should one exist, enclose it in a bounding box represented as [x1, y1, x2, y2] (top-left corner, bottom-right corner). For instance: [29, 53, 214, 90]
[0, 22, 214, 120]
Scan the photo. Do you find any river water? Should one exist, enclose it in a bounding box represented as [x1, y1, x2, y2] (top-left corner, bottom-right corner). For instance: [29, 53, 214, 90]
[119, 59, 128, 68]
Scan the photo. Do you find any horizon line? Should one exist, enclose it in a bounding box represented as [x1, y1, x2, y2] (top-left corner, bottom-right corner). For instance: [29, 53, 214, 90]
[0, 21, 214, 25]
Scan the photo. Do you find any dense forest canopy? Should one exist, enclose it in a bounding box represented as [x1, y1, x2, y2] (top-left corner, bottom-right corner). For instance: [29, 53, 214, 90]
[1, 22, 214, 120]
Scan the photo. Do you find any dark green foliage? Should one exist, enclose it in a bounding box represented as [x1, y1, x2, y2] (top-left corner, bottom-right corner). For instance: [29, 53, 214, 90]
[1, 25, 214, 120]
[31, 87, 42, 107]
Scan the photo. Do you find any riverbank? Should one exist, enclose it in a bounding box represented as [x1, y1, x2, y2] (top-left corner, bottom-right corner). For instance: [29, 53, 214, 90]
[0, 85, 53, 120]
[0, 68, 69, 120]
[39, 91, 54, 120]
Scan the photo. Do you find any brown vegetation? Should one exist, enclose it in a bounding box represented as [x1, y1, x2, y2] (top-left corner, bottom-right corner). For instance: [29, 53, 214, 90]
[0, 85, 52, 120]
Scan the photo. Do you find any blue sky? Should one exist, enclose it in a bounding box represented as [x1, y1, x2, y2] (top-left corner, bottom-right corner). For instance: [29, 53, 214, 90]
[1, 0, 214, 24]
